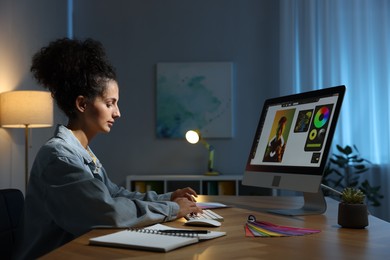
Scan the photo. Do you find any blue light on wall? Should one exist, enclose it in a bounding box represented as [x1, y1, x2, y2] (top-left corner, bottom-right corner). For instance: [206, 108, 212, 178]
[280, 0, 390, 164]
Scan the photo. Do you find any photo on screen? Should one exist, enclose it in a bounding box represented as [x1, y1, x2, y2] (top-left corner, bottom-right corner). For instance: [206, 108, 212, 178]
[294, 109, 313, 133]
[263, 109, 296, 163]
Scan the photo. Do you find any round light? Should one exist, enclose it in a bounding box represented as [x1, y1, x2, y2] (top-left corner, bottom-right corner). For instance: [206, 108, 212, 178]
[185, 130, 200, 144]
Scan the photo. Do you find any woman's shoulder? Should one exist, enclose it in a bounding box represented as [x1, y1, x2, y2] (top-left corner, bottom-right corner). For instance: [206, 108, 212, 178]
[38, 133, 82, 161]
[39, 125, 81, 154]
[41, 136, 74, 153]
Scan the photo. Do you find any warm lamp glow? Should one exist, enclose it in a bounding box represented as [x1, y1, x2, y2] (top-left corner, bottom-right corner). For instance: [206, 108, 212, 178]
[0, 90, 53, 191]
[0, 90, 53, 128]
[185, 130, 200, 144]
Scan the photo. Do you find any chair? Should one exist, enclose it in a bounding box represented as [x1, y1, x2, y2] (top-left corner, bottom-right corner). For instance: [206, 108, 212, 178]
[0, 189, 24, 259]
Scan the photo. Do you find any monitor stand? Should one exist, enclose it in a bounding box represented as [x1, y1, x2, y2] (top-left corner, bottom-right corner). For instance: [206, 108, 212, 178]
[268, 189, 327, 216]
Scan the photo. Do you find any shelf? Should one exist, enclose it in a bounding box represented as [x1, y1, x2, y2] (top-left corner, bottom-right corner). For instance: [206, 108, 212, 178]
[126, 175, 241, 195]
[126, 175, 271, 196]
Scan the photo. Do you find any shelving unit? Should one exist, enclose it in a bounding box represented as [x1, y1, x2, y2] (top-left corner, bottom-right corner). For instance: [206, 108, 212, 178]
[126, 175, 271, 196]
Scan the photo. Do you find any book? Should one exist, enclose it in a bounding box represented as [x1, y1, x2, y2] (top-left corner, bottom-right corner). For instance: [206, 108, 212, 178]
[89, 224, 226, 252]
[218, 181, 235, 195]
[206, 181, 218, 195]
[133, 181, 146, 192]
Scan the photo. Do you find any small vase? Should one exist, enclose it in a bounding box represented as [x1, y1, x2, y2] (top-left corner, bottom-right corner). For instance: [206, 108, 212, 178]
[338, 202, 369, 229]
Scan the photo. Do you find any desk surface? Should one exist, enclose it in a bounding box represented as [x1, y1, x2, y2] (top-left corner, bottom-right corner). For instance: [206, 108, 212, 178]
[41, 196, 390, 259]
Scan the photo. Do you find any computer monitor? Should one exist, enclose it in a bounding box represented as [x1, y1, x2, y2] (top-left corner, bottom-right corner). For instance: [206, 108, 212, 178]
[242, 85, 345, 215]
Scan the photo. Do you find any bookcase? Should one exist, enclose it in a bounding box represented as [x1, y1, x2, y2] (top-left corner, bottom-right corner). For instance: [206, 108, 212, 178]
[126, 175, 271, 196]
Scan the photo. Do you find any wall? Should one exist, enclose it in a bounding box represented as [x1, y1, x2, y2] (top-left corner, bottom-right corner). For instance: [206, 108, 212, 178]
[0, 0, 279, 191]
[0, 0, 68, 192]
[73, 0, 280, 185]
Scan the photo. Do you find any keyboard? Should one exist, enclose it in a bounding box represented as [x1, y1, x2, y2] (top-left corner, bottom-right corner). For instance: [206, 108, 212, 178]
[185, 209, 224, 222]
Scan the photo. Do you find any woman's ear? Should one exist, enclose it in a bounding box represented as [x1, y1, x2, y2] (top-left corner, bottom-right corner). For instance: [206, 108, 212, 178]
[75, 95, 88, 112]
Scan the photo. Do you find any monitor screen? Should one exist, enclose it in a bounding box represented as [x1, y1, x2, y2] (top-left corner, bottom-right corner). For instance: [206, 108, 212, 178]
[242, 86, 345, 215]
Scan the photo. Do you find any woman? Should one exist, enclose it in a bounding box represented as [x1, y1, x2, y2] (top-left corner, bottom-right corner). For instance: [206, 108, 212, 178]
[15, 38, 202, 259]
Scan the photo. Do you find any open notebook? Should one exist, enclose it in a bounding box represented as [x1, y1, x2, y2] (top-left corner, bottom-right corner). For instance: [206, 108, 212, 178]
[89, 223, 226, 252]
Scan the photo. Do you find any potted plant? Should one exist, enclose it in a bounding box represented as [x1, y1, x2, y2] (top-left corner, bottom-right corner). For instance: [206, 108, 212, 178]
[338, 187, 368, 228]
[322, 145, 383, 207]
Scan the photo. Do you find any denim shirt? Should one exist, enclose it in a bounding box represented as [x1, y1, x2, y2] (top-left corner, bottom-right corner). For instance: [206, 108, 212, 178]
[16, 125, 179, 259]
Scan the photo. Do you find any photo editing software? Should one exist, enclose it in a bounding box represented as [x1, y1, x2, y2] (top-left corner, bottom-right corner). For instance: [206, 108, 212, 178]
[249, 93, 341, 168]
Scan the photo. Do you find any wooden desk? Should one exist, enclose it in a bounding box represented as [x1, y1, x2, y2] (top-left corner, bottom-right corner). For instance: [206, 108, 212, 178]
[41, 196, 390, 259]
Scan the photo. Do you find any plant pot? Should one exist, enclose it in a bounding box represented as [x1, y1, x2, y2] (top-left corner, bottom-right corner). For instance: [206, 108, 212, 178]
[338, 202, 369, 229]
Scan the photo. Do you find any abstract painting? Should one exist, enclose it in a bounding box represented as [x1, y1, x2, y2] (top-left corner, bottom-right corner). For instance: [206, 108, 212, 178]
[156, 62, 233, 139]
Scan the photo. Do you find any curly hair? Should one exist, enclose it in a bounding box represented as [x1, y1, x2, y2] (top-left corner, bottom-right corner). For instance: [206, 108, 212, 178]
[31, 38, 117, 118]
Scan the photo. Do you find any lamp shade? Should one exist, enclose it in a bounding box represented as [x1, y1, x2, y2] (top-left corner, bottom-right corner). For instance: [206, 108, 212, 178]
[0, 90, 53, 128]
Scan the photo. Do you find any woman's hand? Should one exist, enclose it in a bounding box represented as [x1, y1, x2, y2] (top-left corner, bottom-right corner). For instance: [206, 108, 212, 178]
[174, 197, 202, 219]
[171, 187, 198, 202]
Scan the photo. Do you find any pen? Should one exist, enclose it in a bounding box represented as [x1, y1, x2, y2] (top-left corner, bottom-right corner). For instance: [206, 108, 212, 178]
[159, 229, 210, 234]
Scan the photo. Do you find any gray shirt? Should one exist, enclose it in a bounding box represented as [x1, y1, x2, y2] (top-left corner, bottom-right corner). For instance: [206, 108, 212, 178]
[16, 125, 179, 259]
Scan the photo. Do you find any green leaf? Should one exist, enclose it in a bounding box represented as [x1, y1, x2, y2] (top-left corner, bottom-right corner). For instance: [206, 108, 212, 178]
[336, 144, 344, 152]
[343, 145, 353, 155]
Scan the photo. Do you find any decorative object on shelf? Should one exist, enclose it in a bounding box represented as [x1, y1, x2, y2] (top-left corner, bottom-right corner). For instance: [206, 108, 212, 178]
[0, 90, 53, 191]
[338, 187, 369, 229]
[322, 144, 383, 207]
[156, 62, 234, 139]
[185, 130, 219, 176]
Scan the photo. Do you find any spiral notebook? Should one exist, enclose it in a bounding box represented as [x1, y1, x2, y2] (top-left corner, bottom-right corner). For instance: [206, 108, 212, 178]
[89, 224, 226, 252]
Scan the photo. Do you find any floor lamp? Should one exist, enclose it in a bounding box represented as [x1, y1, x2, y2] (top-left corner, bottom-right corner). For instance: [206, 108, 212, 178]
[0, 91, 53, 191]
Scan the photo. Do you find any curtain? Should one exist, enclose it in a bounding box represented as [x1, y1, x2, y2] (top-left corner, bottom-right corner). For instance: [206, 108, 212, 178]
[279, 0, 390, 221]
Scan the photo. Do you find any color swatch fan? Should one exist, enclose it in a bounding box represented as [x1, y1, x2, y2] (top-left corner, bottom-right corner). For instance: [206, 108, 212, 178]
[244, 215, 321, 237]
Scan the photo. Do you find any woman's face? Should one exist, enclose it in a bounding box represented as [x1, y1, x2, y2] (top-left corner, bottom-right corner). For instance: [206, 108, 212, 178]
[84, 80, 121, 134]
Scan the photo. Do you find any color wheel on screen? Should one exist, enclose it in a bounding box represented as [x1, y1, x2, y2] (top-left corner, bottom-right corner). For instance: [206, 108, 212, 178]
[314, 106, 330, 128]
[304, 104, 333, 152]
